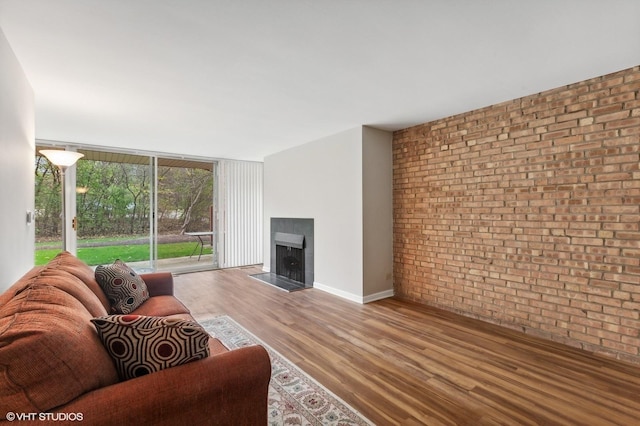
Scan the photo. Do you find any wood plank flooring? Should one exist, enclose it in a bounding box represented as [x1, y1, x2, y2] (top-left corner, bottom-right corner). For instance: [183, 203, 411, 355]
[174, 266, 640, 425]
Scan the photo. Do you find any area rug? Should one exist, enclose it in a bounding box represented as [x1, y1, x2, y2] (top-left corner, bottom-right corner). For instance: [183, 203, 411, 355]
[200, 316, 374, 426]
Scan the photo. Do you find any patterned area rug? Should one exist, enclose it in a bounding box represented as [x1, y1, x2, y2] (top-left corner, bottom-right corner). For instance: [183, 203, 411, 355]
[200, 316, 374, 426]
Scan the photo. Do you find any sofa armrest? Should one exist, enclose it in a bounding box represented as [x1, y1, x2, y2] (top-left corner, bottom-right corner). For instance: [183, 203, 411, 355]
[47, 345, 271, 426]
[140, 272, 174, 296]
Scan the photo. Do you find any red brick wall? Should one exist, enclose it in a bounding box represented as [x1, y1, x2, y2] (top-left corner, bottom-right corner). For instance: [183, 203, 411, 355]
[393, 66, 640, 364]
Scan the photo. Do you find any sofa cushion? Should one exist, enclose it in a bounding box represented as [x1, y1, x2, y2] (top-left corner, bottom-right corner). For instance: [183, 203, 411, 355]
[91, 315, 210, 381]
[0, 252, 110, 317]
[95, 260, 149, 314]
[51, 251, 111, 312]
[0, 284, 120, 414]
[131, 295, 191, 317]
[0, 266, 41, 307]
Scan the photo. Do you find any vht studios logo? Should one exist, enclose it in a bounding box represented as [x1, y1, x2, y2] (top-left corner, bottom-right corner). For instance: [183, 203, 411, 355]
[6, 412, 84, 422]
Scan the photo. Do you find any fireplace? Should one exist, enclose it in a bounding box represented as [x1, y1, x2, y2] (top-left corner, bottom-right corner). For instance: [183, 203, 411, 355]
[251, 218, 314, 292]
[274, 232, 305, 283]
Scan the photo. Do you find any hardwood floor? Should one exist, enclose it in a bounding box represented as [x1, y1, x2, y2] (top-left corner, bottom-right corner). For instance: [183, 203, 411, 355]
[174, 266, 640, 425]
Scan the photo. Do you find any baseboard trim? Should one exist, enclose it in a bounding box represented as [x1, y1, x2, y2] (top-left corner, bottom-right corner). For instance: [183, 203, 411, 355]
[313, 282, 394, 304]
[363, 289, 395, 304]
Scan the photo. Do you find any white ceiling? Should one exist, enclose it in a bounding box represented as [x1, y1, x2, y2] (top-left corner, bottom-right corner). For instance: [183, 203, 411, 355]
[1, 1, 639, 162]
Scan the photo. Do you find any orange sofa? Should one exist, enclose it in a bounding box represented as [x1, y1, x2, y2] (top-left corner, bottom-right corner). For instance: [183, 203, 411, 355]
[0, 252, 271, 425]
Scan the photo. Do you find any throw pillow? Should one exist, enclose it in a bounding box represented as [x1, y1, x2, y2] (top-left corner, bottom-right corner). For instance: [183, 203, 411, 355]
[95, 260, 149, 314]
[91, 315, 210, 381]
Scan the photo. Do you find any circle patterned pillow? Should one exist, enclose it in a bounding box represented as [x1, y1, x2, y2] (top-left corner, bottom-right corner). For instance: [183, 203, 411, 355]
[91, 315, 210, 380]
[95, 260, 149, 314]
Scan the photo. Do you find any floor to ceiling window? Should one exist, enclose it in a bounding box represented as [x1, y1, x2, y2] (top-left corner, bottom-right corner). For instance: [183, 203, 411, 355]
[155, 157, 217, 272]
[35, 145, 218, 273]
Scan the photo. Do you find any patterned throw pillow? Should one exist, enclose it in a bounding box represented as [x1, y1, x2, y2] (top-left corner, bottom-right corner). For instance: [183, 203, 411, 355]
[95, 260, 149, 314]
[91, 315, 210, 381]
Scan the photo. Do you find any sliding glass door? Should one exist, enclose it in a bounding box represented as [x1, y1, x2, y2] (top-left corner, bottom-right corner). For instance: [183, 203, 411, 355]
[74, 153, 153, 270]
[35, 146, 218, 272]
[155, 158, 217, 272]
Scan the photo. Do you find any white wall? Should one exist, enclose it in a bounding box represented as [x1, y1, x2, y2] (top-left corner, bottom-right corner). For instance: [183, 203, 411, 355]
[362, 126, 394, 300]
[0, 28, 35, 291]
[264, 127, 364, 299]
[264, 126, 394, 303]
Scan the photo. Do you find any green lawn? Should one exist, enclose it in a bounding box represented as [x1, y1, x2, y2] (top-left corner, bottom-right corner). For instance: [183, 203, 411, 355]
[35, 242, 213, 266]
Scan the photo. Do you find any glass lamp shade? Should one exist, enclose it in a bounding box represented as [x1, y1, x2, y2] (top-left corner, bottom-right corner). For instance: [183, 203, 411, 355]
[39, 150, 84, 168]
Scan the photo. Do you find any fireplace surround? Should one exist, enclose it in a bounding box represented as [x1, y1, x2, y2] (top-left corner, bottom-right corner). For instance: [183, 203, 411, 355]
[252, 218, 314, 291]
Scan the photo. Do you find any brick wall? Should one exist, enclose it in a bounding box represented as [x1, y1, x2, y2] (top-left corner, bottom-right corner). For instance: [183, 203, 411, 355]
[393, 66, 640, 364]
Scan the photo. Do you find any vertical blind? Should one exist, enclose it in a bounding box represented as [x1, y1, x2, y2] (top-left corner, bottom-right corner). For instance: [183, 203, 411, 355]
[218, 160, 263, 268]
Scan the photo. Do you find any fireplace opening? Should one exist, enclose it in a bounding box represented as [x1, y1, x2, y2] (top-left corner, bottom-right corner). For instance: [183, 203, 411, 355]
[274, 232, 305, 283]
[276, 246, 304, 282]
